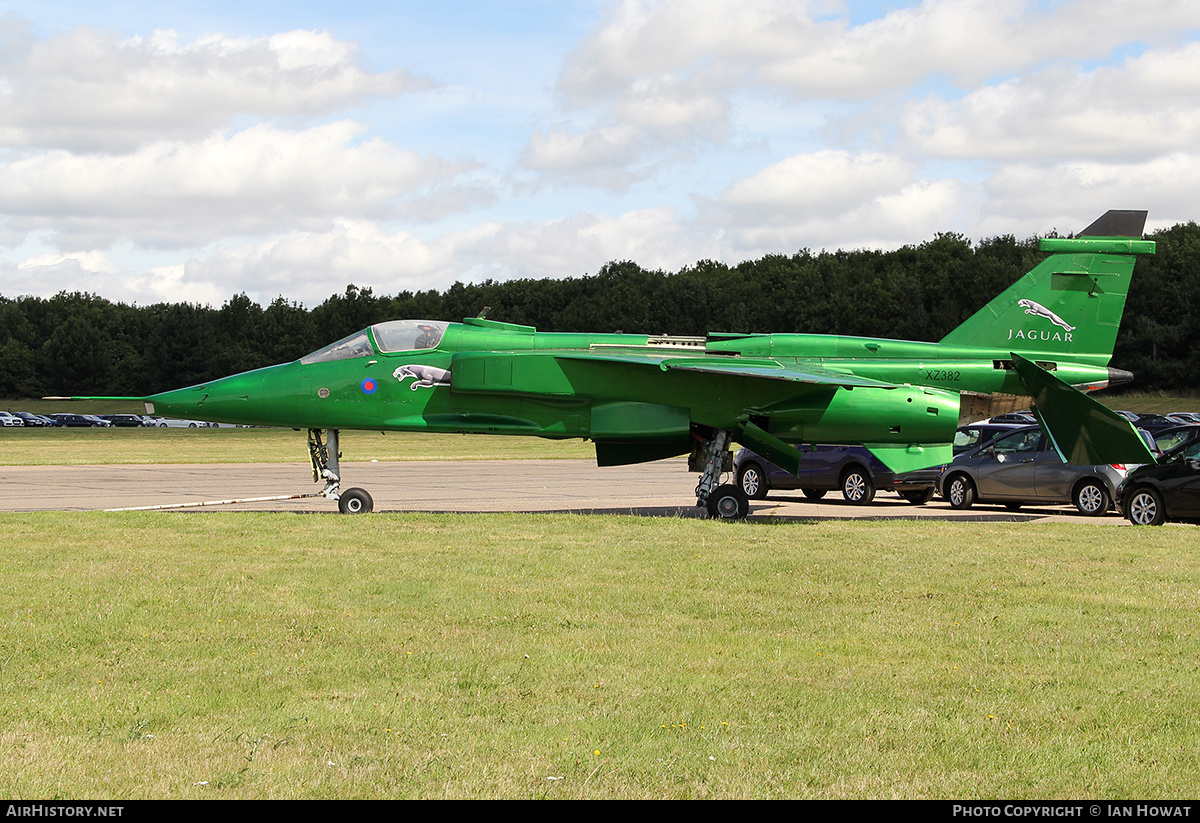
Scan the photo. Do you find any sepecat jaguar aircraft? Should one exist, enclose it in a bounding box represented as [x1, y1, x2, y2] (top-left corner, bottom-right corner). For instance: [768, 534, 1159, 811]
[68, 210, 1157, 518]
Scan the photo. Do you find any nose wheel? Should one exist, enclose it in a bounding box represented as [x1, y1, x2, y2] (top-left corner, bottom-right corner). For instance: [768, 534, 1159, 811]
[310, 429, 374, 514]
[338, 487, 374, 514]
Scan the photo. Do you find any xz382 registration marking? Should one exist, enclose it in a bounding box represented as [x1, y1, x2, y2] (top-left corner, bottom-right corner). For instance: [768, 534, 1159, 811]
[925, 369, 960, 382]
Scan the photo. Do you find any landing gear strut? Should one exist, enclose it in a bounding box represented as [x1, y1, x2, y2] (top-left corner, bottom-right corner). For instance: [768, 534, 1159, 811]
[309, 429, 374, 514]
[692, 429, 748, 520]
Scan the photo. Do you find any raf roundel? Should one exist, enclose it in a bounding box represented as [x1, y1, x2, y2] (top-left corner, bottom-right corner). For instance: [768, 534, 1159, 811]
[360, 378, 378, 395]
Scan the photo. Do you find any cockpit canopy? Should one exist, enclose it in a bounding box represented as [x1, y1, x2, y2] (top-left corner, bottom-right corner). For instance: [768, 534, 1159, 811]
[300, 320, 448, 364]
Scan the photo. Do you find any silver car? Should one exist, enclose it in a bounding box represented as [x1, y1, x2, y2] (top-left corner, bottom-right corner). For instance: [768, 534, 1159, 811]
[939, 425, 1128, 516]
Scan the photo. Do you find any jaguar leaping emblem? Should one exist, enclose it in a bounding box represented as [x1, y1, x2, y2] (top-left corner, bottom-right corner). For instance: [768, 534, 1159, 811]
[393, 364, 452, 390]
[1018, 299, 1075, 332]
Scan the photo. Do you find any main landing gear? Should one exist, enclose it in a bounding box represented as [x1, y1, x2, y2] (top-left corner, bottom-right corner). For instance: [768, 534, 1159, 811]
[309, 429, 374, 514]
[692, 429, 749, 521]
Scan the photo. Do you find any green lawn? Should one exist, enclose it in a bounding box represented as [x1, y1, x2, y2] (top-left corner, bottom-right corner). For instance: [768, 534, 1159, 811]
[0, 427, 595, 465]
[2, 512, 1198, 798]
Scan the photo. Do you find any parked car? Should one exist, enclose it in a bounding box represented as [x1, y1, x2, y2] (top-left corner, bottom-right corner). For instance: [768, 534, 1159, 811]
[48, 413, 112, 427]
[1128, 413, 1183, 434]
[100, 414, 148, 427]
[733, 444, 936, 505]
[1118, 439, 1200, 525]
[986, 411, 1037, 425]
[151, 417, 211, 428]
[1150, 424, 1200, 454]
[889, 423, 1023, 493]
[12, 412, 57, 427]
[0, 411, 26, 427]
[938, 425, 1128, 515]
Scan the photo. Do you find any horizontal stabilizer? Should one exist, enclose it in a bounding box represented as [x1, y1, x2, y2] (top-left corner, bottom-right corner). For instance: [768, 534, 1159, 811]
[1013, 354, 1153, 465]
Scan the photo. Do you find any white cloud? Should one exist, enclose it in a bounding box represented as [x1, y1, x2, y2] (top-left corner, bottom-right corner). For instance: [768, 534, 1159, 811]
[0, 122, 478, 248]
[0, 24, 429, 152]
[561, 0, 1200, 103]
[16, 209, 714, 308]
[983, 154, 1200, 231]
[721, 150, 916, 221]
[706, 149, 965, 253]
[903, 42, 1200, 161]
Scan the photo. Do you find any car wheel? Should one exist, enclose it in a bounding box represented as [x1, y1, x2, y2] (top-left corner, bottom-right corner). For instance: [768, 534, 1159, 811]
[737, 463, 768, 499]
[900, 488, 935, 505]
[801, 489, 827, 501]
[1126, 487, 1165, 526]
[1073, 480, 1109, 516]
[706, 484, 749, 520]
[338, 487, 374, 514]
[840, 468, 875, 504]
[946, 474, 976, 509]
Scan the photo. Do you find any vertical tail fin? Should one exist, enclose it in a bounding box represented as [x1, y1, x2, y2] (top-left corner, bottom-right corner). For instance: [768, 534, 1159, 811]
[939, 210, 1153, 365]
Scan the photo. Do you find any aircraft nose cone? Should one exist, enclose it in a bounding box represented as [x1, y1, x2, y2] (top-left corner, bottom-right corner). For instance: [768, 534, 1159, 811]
[147, 369, 268, 424]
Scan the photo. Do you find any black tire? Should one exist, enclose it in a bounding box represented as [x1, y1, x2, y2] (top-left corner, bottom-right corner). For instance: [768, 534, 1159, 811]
[802, 489, 827, 501]
[737, 463, 769, 499]
[840, 468, 875, 504]
[1073, 480, 1109, 516]
[706, 484, 749, 520]
[900, 487, 935, 505]
[188, 422, 197, 428]
[945, 473, 976, 509]
[1126, 487, 1165, 526]
[338, 487, 374, 515]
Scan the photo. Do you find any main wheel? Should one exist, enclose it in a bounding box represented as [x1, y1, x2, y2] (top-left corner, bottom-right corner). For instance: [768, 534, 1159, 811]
[338, 487, 374, 514]
[1073, 480, 1109, 516]
[840, 468, 875, 504]
[737, 463, 768, 499]
[900, 487, 935, 505]
[1126, 487, 1165, 526]
[706, 484, 749, 520]
[945, 474, 976, 509]
[801, 489, 827, 501]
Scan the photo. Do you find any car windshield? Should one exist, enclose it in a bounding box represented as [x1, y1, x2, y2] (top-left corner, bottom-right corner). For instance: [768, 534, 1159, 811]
[990, 429, 1042, 454]
[1155, 428, 1195, 453]
[371, 320, 447, 352]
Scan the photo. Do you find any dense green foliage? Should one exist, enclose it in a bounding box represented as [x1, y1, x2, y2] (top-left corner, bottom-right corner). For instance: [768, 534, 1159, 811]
[2, 223, 1197, 397]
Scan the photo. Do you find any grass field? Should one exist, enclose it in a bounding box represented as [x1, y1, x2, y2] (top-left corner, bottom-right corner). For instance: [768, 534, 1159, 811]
[2, 512, 1199, 799]
[0, 427, 595, 465]
[4, 403, 1200, 798]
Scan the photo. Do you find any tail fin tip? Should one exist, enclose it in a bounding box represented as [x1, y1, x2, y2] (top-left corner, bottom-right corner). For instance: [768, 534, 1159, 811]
[1078, 209, 1147, 238]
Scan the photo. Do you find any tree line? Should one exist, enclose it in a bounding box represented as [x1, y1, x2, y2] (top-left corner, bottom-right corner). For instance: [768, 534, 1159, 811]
[2, 222, 1197, 398]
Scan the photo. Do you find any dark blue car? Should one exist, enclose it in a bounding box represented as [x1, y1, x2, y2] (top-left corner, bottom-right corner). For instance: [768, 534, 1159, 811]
[733, 444, 936, 505]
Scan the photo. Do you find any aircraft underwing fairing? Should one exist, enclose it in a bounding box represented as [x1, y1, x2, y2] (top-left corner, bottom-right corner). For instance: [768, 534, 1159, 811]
[74, 211, 1154, 518]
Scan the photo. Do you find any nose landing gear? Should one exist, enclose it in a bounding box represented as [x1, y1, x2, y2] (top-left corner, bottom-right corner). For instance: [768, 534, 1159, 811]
[309, 428, 374, 514]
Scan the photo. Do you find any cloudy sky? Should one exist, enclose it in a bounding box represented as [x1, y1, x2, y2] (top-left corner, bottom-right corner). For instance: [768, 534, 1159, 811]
[2, 0, 1199, 308]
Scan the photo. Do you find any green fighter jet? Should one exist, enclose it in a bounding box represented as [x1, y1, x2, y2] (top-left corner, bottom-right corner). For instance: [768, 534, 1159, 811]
[78, 210, 1158, 518]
